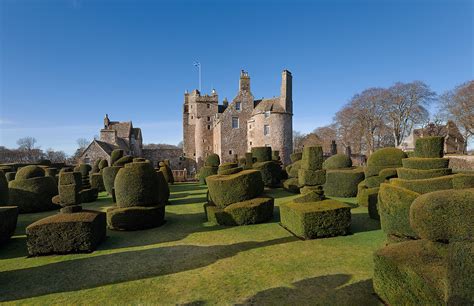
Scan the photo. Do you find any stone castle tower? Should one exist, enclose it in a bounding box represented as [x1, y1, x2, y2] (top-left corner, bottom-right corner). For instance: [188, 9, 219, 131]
[183, 70, 293, 166]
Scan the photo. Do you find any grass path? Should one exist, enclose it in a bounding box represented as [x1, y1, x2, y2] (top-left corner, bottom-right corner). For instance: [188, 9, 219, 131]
[0, 183, 384, 305]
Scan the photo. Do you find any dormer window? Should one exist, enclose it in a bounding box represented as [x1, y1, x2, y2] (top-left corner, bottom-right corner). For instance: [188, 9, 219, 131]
[236, 102, 241, 111]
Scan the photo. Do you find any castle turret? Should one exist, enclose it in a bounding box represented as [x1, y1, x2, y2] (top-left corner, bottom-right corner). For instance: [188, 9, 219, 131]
[280, 70, 292, 113]
[239, 70, 250, 92]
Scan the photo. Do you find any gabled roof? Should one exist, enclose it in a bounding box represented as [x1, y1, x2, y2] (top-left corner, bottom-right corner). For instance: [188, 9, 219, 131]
[252, 97, 285, 115]
[80, 139, 118, 158]
[108, 121, 132, 139]
[132, 128, 142, 139]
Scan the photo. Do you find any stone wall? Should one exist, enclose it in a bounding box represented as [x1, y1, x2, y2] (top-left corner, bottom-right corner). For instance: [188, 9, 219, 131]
[79, 142, 111, 165]
[142, 148, 197, 172]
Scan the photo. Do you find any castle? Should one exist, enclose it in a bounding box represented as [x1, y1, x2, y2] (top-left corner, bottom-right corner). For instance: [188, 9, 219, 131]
[183, 70, 293, 166]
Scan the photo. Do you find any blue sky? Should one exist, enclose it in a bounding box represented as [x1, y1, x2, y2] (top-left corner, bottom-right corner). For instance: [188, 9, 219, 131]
[1, 0, 472, 154]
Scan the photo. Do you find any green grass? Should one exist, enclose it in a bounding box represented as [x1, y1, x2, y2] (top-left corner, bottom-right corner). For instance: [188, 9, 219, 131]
[0, 182, 384, 305]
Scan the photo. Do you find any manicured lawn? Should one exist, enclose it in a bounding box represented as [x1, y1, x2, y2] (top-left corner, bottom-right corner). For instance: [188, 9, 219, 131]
[0, 183, 384, 305]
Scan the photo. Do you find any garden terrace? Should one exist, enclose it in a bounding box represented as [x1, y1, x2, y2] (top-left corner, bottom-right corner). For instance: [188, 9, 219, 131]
[0, 182, 384, 304]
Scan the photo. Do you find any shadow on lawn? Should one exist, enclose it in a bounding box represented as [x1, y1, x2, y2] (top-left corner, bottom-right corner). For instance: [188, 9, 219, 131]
[170, 195, 208, 205]
[350, 212, 381, 233]
[170, 183, 208, 193]
[0, 236, 297, 302]
[240, 274, 380, 305]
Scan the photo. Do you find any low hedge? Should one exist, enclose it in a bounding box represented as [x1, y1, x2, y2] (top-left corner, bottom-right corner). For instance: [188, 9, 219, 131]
[390, 176, 454, 194]
[300, 146, 324, 170]
[373, 239, 447, 305]
[378, 183, 420, 239]
[253, 161, 281, 187]
[364, 175, 385, 188]
[115, 162, 161, 208]
[414, 136, 444, 158]
[0, 206, 18, 244]
[280, 199, 351, 239]
[286, 160, 301, 178]
[298, 169, 326, 186]
[324, 168, 365, 197]
[8, 176, 58, 213]
[322, 154, 352, 170]
[205, 197, 274, 226]
[205, 153, 220, 167]
[206, 170, 264, 208]
[402, 157, 449, 170]
[396, 168, 452, 180]
[107, 205, 165, 230]
[102, 166, 122, 196]
[410, 189, 474, 242]
[453, 174, 474, 189]
[0, 172, 8, 205]
[290, 152, 303, 163]
[251, 147, 272, 162]
[282, 178, 300, 193]
[356, 184, 379, 207]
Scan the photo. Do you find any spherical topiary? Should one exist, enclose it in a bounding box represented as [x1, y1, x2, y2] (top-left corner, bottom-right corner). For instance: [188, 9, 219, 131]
[207, 169, 264, 208]
[251, 147, 272, 163]
[111, 149, 124, 166]
[365, 148, 407, 177]
[115, 162, 161, 208]
[204, 154, 220, 167]
[16, 166, 45, 180]
[102, 166, 122, 196]
[99, 159, 109, 170]
[324, 168, 365, 197]
[0, 171, 8, 205]
[410, 189, 474, 242]
[114, 155, 134, 167]
[414, 136, 444, 158]
[322, 154, 352, 170]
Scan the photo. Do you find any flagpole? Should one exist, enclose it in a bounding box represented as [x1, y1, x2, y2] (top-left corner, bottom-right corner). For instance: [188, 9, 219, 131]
[199, 63, 201, 92]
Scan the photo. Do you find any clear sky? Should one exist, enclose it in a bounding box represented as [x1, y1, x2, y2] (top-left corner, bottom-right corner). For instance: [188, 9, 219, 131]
[1, 0, 472, 155]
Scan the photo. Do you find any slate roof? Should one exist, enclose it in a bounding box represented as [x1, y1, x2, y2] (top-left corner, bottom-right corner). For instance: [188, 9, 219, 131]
[252, 98, 285, 115]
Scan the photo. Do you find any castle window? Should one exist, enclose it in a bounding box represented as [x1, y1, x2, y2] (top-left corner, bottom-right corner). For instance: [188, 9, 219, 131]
[229, 150, 233, 155]
[191, 116, 194, 119]
[232, 117, 239, 129]
[250, 141, 252, 146]
[235, 102, 241, 111]
[264, 124, 270, 136]
[207, 125, 211, 130]
[207, 116, 210, 121]
[207, 104, 210, 109]
[264, 111, 270, 118]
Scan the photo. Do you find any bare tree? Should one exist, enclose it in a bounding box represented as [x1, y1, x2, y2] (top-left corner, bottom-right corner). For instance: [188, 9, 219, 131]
[292, 131, 305, 152]
[17, 137, 37, 151]
[177, 141, 184, 149]
[45, 148, 67, 163]
[77, 138, 89, 151]
[384, 81, 435, 146]
[313, 125, 337, 153]
[439, 80, 474, 152]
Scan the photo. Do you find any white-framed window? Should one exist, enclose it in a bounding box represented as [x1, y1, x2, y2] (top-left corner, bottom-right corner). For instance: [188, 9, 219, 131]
[232, 117, 239, 129]
[235, 102, 241, 111]
[264, 111, 270, 118]
[264, 124, 270, 135]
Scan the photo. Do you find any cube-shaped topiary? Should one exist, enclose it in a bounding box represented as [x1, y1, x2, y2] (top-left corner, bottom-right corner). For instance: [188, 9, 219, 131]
[251, 147, 272, 163]
[324, 168, 365, 197]
[322, 154, 352, 170]
[280, 199, 351, 239]
[390, 176, 454, 194]
[0, 206, 18, 244]
[402, 157, 449, 170]
[300, 146, 324, 171]
[298, 169, 326, 186]
[410, 189, 474, 242]
[414, 136, 444, 158]
[8, 166, 58, 213]
[205, 197, 274, 226]
[252, 161, 281, 187]
[56, 172, 82, 206]
[206, 170, 264, 208]
[378, 183, 420, 239]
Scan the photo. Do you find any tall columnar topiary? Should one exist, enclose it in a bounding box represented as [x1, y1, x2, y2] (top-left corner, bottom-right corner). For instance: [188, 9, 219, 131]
[283, 152, 303, 193]
[198, 154, 220, 185]
[356, 147, 407, 218]
[373, 188, 474, 305]
[75, 164, 98, 203]
[90, 173, 105, 192]
[377, 137, 456, 240]
[297, 146, 325, 191]
[26, 170, 106, 256]
[251, 147, 272, 163]
[251, 146, 282, 188]
[160, 159, 174, 184]
[8, 166, 58, 213]
[98, 159, 108, 172]
[91, 159, 101, 174]
[111, 149, 124, 166]
[107, 161, 167, 230]
[102, 166, 122, 201]
[204, 169, 274, 226]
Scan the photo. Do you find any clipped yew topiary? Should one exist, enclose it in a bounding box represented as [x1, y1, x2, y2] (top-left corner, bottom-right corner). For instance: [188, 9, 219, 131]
[365, 147, 407, 178]
[5, 172, 16, 182]
[0, 206, 18, 244]
[98, 159, 108, 171]
[282, 178, 300, 194]
[396, 167, 452, 180]
[102, 166, 122, 200]
[107, 161, 167, 230]
[90, 173, 105, 192]
[0, 171, 8, 205]
[402, 157, 449, 170]
[414, 136, 444, 158]
[205, 197, 274, 226]
[8, 166, 58, 213]
[290, 152, 302, 163]
[253, 161, 281, 187]
[111, 149, 124, 166]
[251, 147, 272, 163]
[322, 154, 352, 170]
[160, 159, 174, 184]
[324, 168, 365, 197]
[453, 173, 474, 189]
[205, 153, 220, 167]
[114, 155, 134, 167]
[198, 154, 220, 184]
